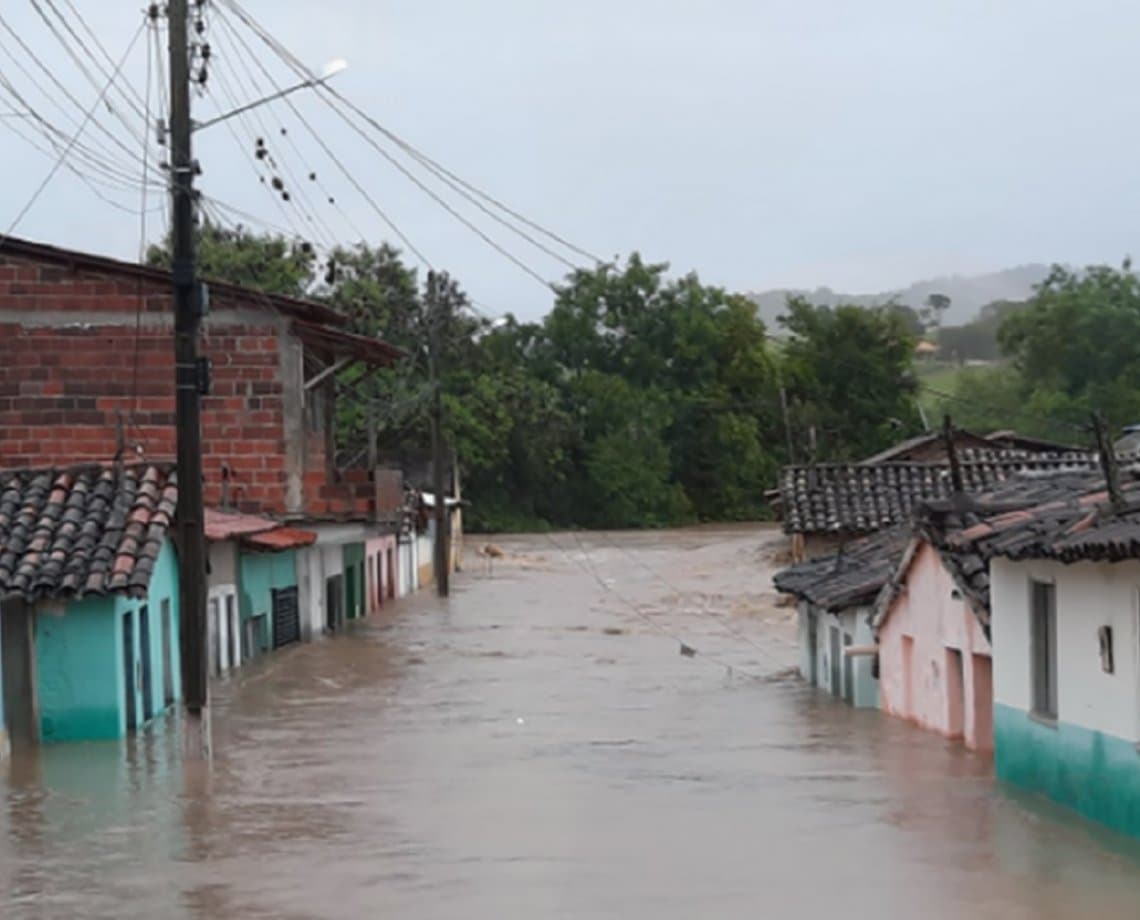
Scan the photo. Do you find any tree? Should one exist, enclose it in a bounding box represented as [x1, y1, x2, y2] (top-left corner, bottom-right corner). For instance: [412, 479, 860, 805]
[921, 292, 952, 333]
[779, 299, 921, 461]
[998, 261, 1140, 428]
[146, 221, 315, 297]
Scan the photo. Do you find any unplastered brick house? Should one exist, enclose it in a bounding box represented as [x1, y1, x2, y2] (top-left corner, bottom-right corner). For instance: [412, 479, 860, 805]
[0, 236, 412, 684]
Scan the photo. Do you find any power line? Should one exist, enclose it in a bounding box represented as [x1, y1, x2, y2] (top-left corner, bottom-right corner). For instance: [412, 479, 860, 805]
[1, 18, 147, 240]
[220, 0, 602, 269]
[0, 10, 149, 171]
[544, 530, 766, 681]
[590, 529, 791, 670]
[215, 0, 561, 291]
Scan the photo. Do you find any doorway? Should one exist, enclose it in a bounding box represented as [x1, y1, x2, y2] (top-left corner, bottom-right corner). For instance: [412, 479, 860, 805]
[972, 653, 993, 749]
[806, 612, 818, 685]
[843, 633, 854, 704]
[272, 587, 301, 649]
[161, 599, 174, 706]
[1, 600, 38, 747]
[946, 648, 965, 738]
[139, 605, 153, 724]
[829, 626, 842, 699]
[122, 611, 136, 733]
[387, 548, 395, 599]
[325, 574, 343, 632]
[227, 595, 240, 670]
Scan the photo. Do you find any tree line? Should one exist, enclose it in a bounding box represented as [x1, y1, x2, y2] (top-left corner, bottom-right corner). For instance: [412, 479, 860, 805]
[150, 226, 1128, 529]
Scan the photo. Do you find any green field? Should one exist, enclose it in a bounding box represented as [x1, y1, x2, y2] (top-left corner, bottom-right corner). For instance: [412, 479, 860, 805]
[915, 361, 998, 418]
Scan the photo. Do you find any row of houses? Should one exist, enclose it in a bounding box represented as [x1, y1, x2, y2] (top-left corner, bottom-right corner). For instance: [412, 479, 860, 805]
[773, 428, 1140, 839]
[0, 236, 462, 756]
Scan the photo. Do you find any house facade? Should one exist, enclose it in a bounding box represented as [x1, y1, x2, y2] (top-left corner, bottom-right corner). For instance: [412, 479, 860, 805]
[872, 540, 993, 751]
[776, 527, 909, 709]
[0, 464, 182, 745]
[990, 555, 1140, 836]
[0, 236, 409, 643]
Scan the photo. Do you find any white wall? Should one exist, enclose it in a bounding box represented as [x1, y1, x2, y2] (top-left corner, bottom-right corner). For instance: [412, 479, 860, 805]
[800, 602, 878, 708]
[991, 557, 1140, 740]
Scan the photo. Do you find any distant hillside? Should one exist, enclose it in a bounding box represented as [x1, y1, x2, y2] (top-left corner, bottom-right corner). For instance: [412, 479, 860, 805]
[750, 264, 1053, 330]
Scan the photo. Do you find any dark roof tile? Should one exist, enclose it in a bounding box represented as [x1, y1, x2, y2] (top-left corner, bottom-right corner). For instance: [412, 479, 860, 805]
[0, 464, 176, 602]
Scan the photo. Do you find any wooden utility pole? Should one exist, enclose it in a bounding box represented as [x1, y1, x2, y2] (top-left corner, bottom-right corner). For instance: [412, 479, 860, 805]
[942, 414, 963, 493]
[1092, 411, 1125, 514]
[426, 274, 450, 597]
[169, 0, 210, 758]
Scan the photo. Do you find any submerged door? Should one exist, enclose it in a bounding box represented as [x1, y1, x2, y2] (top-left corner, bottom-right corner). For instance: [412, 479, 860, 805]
[139, 605, 153, 723]
[227, 596, 240, 669]
[843, 633, 854, 704]
[806, 613, 818, 685]
[122, 611, 136, 733]
[387, 549, 395, 598]
[272, 587, 301, 649]
[161, 599, 174, 706]
[829, 626, 841, 699]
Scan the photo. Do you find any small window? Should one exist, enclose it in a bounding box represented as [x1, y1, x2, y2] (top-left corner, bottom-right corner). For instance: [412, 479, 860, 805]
[1030, 580, 1058, 720]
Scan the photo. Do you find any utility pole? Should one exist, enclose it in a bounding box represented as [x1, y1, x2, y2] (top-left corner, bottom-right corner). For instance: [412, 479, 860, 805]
[1092, 411, 1124, 514]
[169, 0, 210, 759]
[426, 273, 450, 598]
[942, 413, 963, 493]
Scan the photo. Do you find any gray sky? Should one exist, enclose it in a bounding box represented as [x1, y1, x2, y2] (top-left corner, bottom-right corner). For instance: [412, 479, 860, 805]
[2, 1, 1138, 319]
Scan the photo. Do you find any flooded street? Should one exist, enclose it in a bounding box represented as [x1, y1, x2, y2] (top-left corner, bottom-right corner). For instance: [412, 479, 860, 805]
[4, 526, 1140, 918]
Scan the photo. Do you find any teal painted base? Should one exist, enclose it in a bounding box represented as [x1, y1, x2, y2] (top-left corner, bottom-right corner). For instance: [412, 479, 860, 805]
[994, 703, 1140, 838]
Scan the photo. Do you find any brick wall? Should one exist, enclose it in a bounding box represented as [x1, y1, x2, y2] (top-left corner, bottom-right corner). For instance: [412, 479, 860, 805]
[0, 253, 337, 517]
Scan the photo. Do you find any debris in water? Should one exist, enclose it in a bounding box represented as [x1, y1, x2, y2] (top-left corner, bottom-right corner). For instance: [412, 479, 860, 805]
[603, 627, 625, 636]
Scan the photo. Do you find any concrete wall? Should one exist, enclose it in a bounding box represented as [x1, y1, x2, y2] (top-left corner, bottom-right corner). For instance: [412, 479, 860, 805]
[877, 542, 993, 750]
[238, 549, 299, 653]
[799, 602, 878, 708]
[417, 530, 434, 588]
[991, 556, 1140, 836]
[365, 534, 397, 614]
[208, 541, 238, 589]
[397, 536, 416, 597]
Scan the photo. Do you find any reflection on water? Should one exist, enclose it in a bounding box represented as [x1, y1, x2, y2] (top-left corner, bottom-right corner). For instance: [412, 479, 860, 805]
[4, 526, 1140, 919]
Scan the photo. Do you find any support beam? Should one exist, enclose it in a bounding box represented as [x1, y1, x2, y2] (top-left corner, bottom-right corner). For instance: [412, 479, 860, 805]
[304, 356, 353, 391]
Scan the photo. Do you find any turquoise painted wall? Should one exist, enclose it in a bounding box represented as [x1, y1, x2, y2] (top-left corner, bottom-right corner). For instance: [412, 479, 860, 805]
[35, 539, 181, 743]
[239, 549, 298, 651]
[36, 595, 120, 741]
[343, 543, 365, 619]
[994, 703, 1140, 838]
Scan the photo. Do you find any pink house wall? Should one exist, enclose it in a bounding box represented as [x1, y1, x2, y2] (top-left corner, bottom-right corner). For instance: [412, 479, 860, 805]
[877, 542, 993, 751]
[365, 534, 398, 614]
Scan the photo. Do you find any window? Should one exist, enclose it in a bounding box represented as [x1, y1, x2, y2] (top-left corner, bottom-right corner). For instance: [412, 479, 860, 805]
[1031, 580, 1058, 720]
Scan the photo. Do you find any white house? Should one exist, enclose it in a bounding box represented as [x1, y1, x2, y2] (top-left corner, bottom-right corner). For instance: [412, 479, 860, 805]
[775, 527, 909, 708]
[943, 475, 1140, 838]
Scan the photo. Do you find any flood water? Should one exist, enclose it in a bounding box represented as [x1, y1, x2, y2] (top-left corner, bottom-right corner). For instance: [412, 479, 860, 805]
[4, 526, 1140, 918]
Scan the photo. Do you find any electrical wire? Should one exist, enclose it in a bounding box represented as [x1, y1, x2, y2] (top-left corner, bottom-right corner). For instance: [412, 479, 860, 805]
[1, 18, 147, 241]
[219, 0, 602, 268]
[545, 530, 767, 681]
[0, 11, 150, 171]
[214, 0, 560, 291]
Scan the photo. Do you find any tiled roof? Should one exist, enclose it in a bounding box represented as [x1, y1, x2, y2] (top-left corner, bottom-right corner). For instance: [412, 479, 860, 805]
[935, 471, 1140, 564]
[918, 470, 1105, 616]
[204, 508, 279, 542]
[778, 451, 1098, 535]
[242, 526, 317, 551]
[772, 526, 911, 612]
[0, 464, 176, 601]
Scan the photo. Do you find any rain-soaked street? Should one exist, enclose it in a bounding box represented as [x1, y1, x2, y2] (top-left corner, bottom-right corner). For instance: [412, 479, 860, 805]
[4, 526, 1140, 918]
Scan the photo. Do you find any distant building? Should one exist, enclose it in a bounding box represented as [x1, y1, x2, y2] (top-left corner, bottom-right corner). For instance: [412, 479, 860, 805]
[774, 527, 908, 708]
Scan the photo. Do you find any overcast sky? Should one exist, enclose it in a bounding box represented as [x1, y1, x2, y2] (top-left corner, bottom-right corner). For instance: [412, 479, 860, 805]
[1, 1, 1138, 319]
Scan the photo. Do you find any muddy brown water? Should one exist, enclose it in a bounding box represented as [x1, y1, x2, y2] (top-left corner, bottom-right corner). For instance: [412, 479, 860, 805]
[4, 526, 1140, 918]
